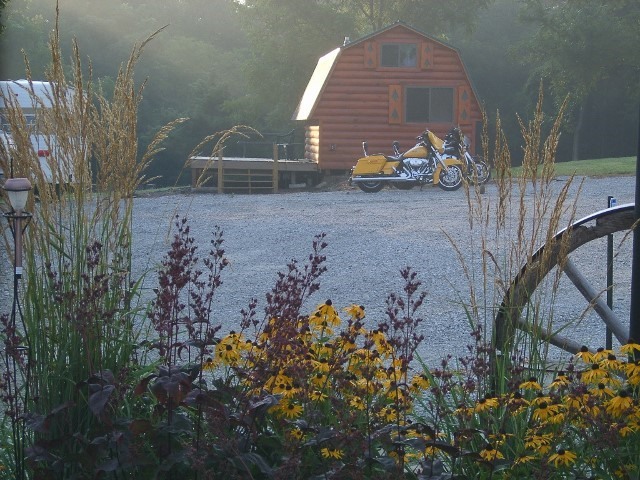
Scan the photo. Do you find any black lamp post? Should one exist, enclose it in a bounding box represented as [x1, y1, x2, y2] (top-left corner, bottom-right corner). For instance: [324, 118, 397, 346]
[3, 177, 32, 480]
[631, 107, 640, 351]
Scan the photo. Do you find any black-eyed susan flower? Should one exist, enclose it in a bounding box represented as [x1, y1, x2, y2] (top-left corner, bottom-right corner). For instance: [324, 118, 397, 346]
[288, 427, 304, 441]
[410, 373, 431, 392]
[575, 345, 594, 364]
[625, 359, 640, 378]
[310, 300, 341, 329]
[281, 400, 304, 419]
[320, 447, 344, 460]
[202, 357, 216, 371]
[548, 448, 577, 468]
[549, 372, 570, 390]
[479, 443, 504, 462]
[620, 341, 640, 356]
[601, 353, 623, 371]
[616, 421, 638, 438]
[593, 347, 614, 362]
[606, 390, 634, 417]
[379, 406, 398, 422]
[310, 390, 328, 401]
[349, 395, 366, 410]
[519, 377, 542, 391]
[215, 340, 241, 366]
[344, 304, 365, 320]
[581, 362, 607, 384]
[513, 454, 536, 465]
[525, 433, 553, 455]
[532, 401, 561, 421]
[506, 391, 530, 413]
[474, 396, 499, 413]
[589, 382, 614, 398]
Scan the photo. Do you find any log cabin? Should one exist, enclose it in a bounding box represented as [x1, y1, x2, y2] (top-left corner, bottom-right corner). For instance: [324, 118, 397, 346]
[292, 21, 482, 172]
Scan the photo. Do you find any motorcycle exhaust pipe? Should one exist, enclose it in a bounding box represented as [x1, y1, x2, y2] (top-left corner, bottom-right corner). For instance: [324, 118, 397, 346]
[350, 176, 417, 184]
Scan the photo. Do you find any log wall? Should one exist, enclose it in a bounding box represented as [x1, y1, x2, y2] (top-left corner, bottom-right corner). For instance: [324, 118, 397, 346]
[306, 25, 482, 171]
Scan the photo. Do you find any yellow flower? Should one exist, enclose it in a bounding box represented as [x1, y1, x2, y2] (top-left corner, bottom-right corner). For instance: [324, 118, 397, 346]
[625, 360, 640, 377]
[321, 447, 344, 460]
[581, 363, 607, 384]
[349, 395, 366, 410]
[519, 377, 542, 391]
[532, 401, 561, 422]
[479, 444, 504, 462]
[280, 400, 303, 419]
[615, 464, 639, 478]
[617, 422, 638, 437]
[410, 374, 430, 391]
[474, 396, 499, 413]
[589, 382, 614, 398]
[379, 406, 398, 422]
[344, 304, 365, 320]
[202, 357, 216, 371]
[601, 353, 623, 371]
[620, 342, 640, 355]
[310, 300, 341, 329]
[525, 433, 553, 452]
[575, 345, 594, 364]
[310, 371, 328, 387]
[548, 449, 577, 468]
[606, 390, 634, 417]
[594, 347, 614, 362]
[549, 372, 570, 390]
[514, 454, 536, 465]
[215, 341, 241, 366]
[310, 390, 328, 401]
[264, 372, 293, 392]
[288, 427, 304, 440]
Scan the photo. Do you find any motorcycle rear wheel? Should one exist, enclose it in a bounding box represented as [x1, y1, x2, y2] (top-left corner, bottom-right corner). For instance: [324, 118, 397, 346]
[469, 157, 491, 185]
[356, 180, 385, 193]
[438, 165, 464, 191]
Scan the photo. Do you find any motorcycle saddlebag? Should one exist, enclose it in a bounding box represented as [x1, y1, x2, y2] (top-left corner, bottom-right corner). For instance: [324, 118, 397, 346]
[352, 155, 388, 175]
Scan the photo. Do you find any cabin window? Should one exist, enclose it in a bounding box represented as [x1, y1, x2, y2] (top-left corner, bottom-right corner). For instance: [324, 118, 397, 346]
[380, 43, 417, 67]
[404, 87, 454, 123]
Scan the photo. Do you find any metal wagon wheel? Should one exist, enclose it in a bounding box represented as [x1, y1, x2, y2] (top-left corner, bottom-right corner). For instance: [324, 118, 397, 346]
[494, 203, 636, 355]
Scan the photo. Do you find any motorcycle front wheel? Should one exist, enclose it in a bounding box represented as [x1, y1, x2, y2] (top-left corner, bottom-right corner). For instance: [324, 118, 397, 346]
[356, 180, 385, 193]
[438, 165, 464, 191]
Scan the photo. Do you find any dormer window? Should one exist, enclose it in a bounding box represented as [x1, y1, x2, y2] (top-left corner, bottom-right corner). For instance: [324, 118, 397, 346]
[380, 43, 417, 67]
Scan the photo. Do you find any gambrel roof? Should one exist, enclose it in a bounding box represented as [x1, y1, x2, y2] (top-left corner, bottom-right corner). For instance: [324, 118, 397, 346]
[292, 21, 470, 121]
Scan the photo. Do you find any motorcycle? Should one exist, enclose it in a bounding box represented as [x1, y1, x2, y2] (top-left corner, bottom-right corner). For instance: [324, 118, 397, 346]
[441, 127, 491, 185]
[348, 129, 465, 193]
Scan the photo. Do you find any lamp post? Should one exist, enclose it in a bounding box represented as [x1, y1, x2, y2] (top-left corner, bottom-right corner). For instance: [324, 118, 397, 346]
[3, 177, 32, 480]
[4, 177, 32, 278]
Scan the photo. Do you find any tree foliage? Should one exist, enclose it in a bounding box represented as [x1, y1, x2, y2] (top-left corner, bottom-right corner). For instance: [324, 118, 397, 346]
[518, 0, 640, 159]
[0, 0, 638, 183]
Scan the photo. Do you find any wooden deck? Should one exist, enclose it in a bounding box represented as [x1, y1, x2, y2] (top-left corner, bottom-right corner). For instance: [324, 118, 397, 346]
[189, 154, 319, 194]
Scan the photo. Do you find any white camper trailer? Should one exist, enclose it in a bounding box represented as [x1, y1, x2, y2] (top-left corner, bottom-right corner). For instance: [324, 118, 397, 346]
[0, 79, 74, 183]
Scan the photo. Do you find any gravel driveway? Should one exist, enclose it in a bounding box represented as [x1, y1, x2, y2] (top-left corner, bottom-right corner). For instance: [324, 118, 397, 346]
[129, 175, 637, 365]
[1, 175, 636, 366]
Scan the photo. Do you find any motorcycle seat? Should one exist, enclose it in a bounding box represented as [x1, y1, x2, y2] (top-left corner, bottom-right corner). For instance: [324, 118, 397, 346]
[385, 155, 402, 162]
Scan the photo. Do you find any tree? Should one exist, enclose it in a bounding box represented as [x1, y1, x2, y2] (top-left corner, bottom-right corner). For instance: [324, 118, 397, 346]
[228, 0, 355, 132]
[519, 0, 640, 159]
[330, 0, 494, 35]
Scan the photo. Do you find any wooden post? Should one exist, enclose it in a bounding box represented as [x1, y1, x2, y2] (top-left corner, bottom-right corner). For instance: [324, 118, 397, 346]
[217, 147, 224, 193]
[272, 143, 279, 193]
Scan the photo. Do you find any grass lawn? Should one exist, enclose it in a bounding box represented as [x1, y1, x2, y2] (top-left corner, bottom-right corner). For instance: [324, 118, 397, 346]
[512, 156, 636, 177]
